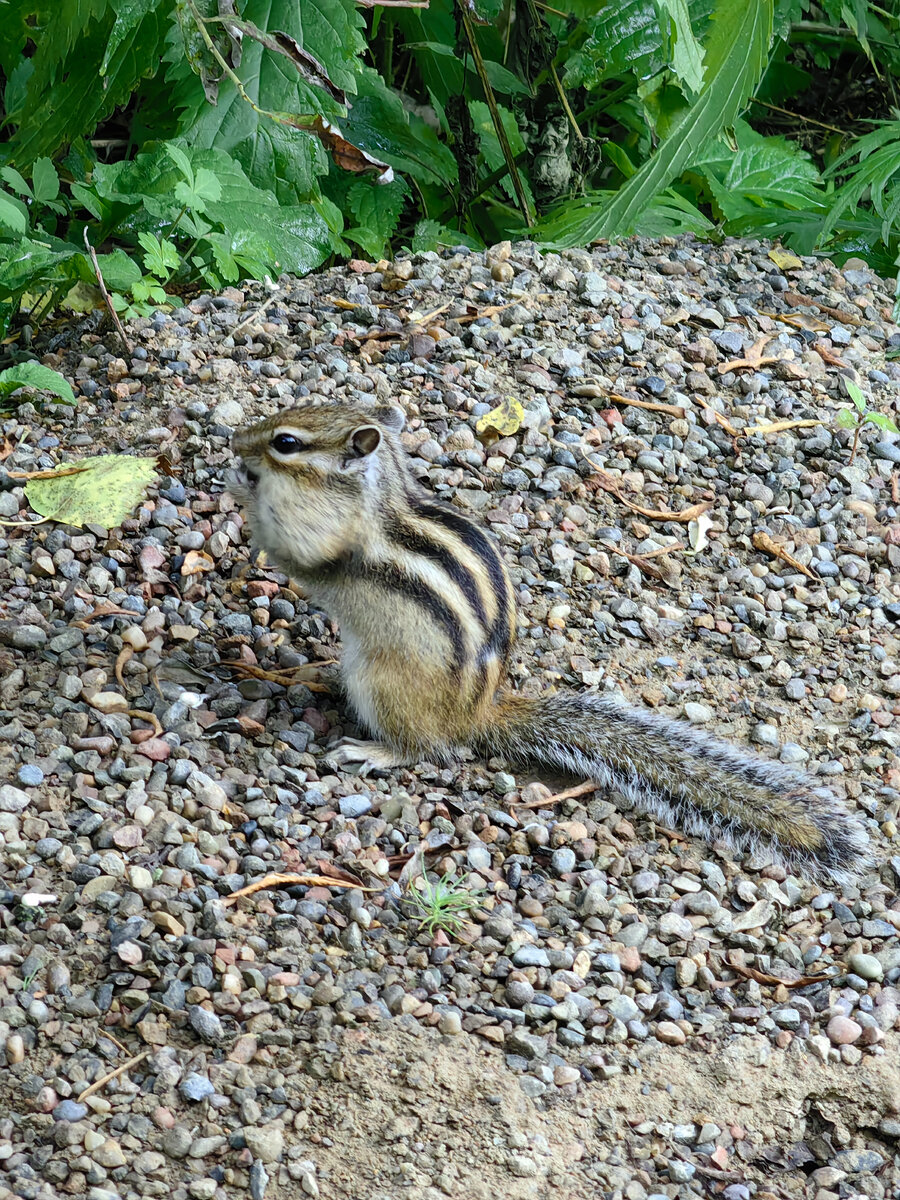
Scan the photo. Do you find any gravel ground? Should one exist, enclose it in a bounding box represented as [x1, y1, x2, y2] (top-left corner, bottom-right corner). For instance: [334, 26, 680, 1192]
[1, 236, 900, 1200]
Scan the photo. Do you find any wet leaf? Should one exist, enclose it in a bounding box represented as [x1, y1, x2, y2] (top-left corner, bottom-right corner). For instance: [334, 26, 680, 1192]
[25, 454, 159, 528]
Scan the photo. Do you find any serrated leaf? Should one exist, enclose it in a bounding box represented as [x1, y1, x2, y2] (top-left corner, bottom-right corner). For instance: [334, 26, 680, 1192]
[660, 0, 705, 94]
[476, 397, 525, 438]
[101, 0, 166, 75]
[0, 191, 28, 234]
[25, 455, 160, 528]
[410, 218, 444, 252]
[30, 157, 60, 204]
[0, 362, 76, 405]
[539, 0, 772, 247]
[179, 0, 364, 203]
[346, 178, 407, 257]
[835, 408, 858, 429]
[1, 166, 32, 197]
[342, 67, 457, 189]
[694, 119, 825, 223]
[9, 2, 167, 167]
[137, 232, 181, 277]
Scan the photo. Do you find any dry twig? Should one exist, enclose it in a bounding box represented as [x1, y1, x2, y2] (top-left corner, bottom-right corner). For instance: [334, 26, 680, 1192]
[77, 1050, 150, 1102]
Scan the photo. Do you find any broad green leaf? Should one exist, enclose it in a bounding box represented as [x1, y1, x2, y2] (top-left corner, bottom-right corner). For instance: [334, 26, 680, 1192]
[102, 0, 168, 75]
[565, 0, 716, 91]
[693, 118, 825, 220]
[0, 362, 76, 405]
[537, 0, 774, 247]
[835, 408, 858, 429]
[402, 42, 531, 97]
[94, 248, 143, 291]
[0, 236, 85, 302]
[342, 68, 457, 189]
[0, 192, 28, 234]
[178, 0, 364, 203]
[31, 158, 60, 204]
[25, 455, 160, 527]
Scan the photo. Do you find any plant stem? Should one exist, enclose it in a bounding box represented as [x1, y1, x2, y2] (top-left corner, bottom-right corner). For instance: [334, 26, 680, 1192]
[849, 422, 860, 465]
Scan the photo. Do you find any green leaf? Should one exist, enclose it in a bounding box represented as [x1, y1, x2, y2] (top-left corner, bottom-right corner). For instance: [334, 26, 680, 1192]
[31, 158, 60, 204]
[9, 2, 168, 167]
[470, 101, 532, 209]
[137, 232, 181, 277]
[659, 0, 706, 94]
[835, 408, 858, 429]
[94, 248, 143, 291]
[565, 0, 716, 91]
[693, 118, 825, 221]
[537, 0, 773, 247]
[101, 0, 167, 75]
[1, 166, 32, 197]
[345, 177, 407, 258]
[178, 0, 365, 203]
[341, 67, 457, 189]
[410, 219, 443, 253]
[0, 362, 76, 405]
[824, 121, 900, 250]
[25, 454, 160, 527]
[864, 412, 900, 432]
[0, 192, 29, 235]
[173, 166, 223, 211]
[845, 379, 867, 414]
[402, 42, 531, 97]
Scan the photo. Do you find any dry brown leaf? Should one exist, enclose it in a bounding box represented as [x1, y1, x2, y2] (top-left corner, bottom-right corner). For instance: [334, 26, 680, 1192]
[718, 336, 788, 375]
[181, 550, 215, 577]
[744, 418, 823, 435]
[223, 872, 379, 906]
[752, 530, 819, 580]
[607, 391, 687, 418]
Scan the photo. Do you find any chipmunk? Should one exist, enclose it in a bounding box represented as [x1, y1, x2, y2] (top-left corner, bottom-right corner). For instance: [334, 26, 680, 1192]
[230, 402, 871, 886]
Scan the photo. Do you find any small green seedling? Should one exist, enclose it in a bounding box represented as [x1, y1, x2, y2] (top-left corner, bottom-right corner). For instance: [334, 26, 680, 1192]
[406, 873, 482, 938]
[836, 380, 899, 464]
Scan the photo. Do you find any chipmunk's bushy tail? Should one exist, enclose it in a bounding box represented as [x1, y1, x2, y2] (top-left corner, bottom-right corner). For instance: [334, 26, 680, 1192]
[481, 691, 870, 886]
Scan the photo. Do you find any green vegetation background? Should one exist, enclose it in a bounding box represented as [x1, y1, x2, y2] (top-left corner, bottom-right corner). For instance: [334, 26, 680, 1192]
[1, 0, 899, 335]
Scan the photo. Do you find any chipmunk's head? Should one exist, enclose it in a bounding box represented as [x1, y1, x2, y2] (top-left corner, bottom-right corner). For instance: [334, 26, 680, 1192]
[230, 402, 407, 574]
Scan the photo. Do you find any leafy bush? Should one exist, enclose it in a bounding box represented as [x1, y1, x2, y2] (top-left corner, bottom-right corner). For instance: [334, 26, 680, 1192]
[1, 0, 898, 338]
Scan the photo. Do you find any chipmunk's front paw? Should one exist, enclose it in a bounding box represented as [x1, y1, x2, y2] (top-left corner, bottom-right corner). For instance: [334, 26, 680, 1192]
[324, 738, 411, 777]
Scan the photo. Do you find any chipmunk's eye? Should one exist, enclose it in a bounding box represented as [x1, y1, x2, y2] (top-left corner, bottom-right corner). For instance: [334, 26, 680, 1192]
[270, 433, 302, 455]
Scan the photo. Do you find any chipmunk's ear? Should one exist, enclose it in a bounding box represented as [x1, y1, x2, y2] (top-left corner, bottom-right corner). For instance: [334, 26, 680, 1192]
[372, 404, 405, 433]
[347, 424, 382, 458]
